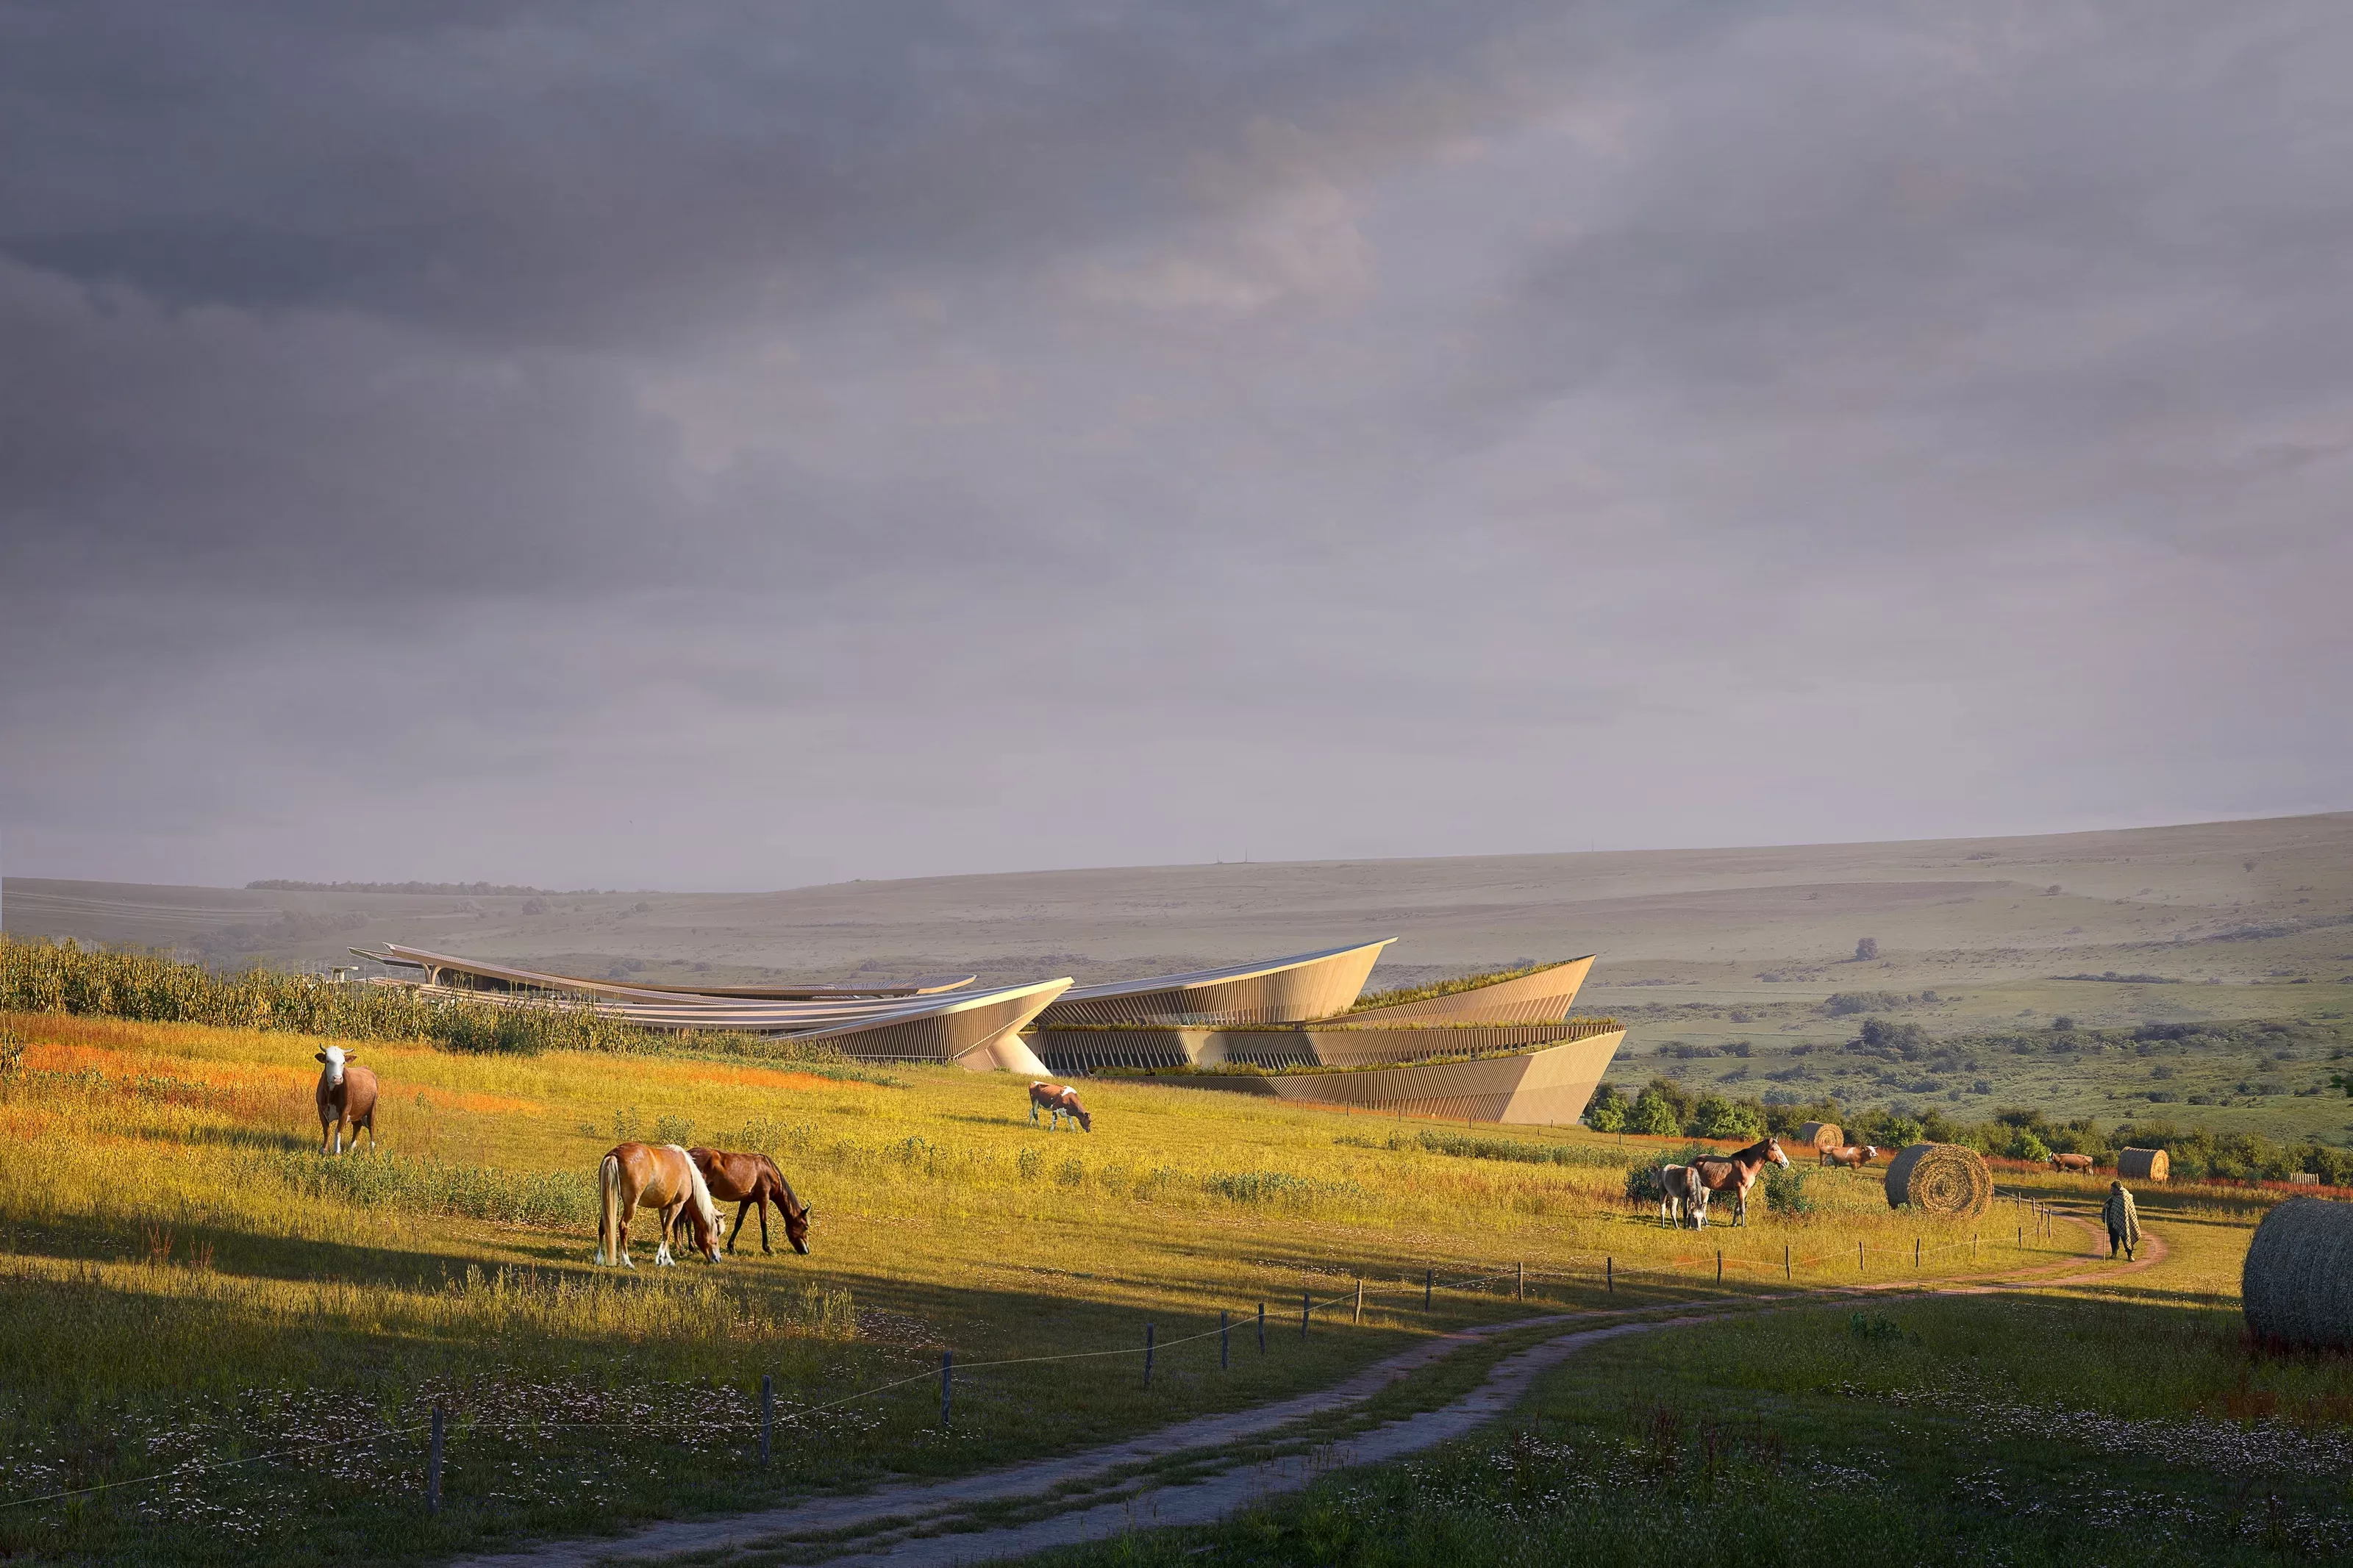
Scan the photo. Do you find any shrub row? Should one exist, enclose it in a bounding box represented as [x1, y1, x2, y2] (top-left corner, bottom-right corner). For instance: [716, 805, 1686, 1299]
[0, 937, 847, 1067]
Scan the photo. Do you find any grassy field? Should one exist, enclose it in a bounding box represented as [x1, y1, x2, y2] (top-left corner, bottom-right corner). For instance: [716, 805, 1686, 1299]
[1018, 1181, 2353, 1568]
[0, 1010, 2075, 1567]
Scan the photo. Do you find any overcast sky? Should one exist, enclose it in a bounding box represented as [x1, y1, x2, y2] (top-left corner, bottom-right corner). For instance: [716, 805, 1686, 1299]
[3, 2, 2349, 892]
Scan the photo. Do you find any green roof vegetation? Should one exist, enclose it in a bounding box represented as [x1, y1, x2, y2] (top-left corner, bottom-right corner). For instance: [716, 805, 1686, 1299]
[1346, 959, 1572, 1014]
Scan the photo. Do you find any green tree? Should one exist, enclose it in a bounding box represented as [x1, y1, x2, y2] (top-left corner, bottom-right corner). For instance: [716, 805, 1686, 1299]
[1694, 1094, 1764, 1140]
[1854, 937, 1879, 962]
[1627, 1092, 1681, 1137]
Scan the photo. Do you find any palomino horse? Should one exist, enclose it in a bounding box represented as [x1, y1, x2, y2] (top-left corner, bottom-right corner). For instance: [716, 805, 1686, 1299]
[313, 1045, 378, 1156]
[1821, 1144, 1880, 1170]
[1657, 1164, 1711, 1229]
[1029, 1081, 1091, 1131]
[596, 1142, 723, 1269]
[1690, 1136, 1790, 1226]
[677, 1148, 811, 1256]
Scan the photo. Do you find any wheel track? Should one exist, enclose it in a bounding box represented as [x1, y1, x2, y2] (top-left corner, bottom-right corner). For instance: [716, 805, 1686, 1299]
[452, 1211, 2164, 1568]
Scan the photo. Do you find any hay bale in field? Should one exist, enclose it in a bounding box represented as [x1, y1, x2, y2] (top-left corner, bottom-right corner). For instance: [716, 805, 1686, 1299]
[2243, 1197, 2353, 1348]
[1794, 1121, 1843, 1151]
[2117, 1147, 2169, 1182]
[1882, 1142, 1991, 1217]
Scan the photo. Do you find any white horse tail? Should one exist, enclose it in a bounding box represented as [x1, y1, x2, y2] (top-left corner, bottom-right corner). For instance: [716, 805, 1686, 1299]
[673, 1144, 723, 1259]
[597, 1152, 622, 1266]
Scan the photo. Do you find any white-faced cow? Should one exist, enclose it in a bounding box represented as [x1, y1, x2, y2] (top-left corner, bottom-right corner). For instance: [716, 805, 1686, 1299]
[314, 1045, 379, 1156]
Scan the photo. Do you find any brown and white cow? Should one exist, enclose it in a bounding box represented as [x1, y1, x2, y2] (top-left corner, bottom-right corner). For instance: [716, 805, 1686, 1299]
[2049, 1152, 2096, 1173]
[1821, 1144, 1879, 1170]
[314, 1045, 378, 1155]
[1029, 1081, 1091, 1131]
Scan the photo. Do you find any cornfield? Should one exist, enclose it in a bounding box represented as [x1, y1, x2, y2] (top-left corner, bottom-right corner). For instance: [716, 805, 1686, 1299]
[0, 937, 835, 1062]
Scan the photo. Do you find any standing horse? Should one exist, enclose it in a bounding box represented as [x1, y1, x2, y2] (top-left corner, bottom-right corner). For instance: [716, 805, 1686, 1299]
[313, 1045, 378, 1156]
[676, 1148, 812, 1256]
[596, 1143, 723, 1269]
[1029, 1082, 1091, 1131]
[1658, 1164, 1712, 1229]
[1821, 1144, 1880, 1170]
[1690, 1136, 1790, 1226]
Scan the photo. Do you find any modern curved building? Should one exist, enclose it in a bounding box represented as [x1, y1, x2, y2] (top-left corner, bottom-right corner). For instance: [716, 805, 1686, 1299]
[1023, 948, 1621, 1125]
[353, 939, 1623, 1123]
[353, 943, 1068, 1069]
[1033, 939, 1393, 1028]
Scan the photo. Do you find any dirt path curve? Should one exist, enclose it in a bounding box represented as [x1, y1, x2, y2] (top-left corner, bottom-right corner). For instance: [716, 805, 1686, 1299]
[453, 1217, 2165, 1568]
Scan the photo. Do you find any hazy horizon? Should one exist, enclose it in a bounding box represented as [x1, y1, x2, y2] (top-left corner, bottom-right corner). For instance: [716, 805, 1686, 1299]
[7, 6, 2349, 891]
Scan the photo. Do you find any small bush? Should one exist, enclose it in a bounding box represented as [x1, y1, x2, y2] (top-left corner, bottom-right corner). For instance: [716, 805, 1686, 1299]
[1763, 1164, 1813, 1215]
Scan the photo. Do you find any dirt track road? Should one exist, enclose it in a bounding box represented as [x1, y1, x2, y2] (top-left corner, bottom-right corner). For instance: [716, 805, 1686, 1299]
[453, 1208, 2160, 1568]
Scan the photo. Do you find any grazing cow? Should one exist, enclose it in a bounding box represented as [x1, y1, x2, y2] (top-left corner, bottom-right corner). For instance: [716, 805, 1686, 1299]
[2049, 1152, 2096, 1173]
[313, 1045, 378, 1156]
[1658, 1164, 1712, 1229]
[1690, 1136, 1790, 1226]
[678, 1148, 812, 1256]
[1821, 1144, 1880, 1170]
[1029, 1081, 1091, 1131]
[596, 1142, 723, 1269]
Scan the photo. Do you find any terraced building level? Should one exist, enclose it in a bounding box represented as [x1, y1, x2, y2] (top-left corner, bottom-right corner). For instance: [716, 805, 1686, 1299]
[1021, 945, 1624, 1125]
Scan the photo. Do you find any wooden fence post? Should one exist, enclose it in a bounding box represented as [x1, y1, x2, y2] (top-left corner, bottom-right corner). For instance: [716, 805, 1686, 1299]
[426, 1404, 443, 1517]
[1606, 1256, 1613, 1294]
[1784, 1244, 1790, 1281]
[1716, 1250, 1722, 1284]
[1516, 1261, 1524, 1301]
[1257, 1301, 1265, 1354]
[1425, 1267, 1433, 1309]
[1354, 1278, 1363, 1324]
[1301, 1292, 1310, 1339]
[1221, 1309, 1230, 1370]
[1144, 1322, 1154, 1388]
[940, 1350, 953, 1428]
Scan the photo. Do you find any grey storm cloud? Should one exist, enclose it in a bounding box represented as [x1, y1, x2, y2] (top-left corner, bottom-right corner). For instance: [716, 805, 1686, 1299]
[1, 1, 2348, 890]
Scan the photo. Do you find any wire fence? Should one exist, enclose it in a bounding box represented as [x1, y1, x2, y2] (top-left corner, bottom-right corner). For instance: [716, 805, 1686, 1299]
[0, 1197, 2113, 1520]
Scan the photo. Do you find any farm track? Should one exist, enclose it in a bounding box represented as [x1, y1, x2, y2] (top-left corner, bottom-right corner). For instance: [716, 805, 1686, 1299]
[451, 1209, 2163, 1568]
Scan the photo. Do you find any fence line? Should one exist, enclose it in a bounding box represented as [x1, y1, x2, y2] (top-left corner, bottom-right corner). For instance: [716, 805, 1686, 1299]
[0, 1207, 2107, 1516]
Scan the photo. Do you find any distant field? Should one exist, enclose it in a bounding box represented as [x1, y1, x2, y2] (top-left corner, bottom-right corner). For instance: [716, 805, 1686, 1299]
[0, 1010, 2076, 1567]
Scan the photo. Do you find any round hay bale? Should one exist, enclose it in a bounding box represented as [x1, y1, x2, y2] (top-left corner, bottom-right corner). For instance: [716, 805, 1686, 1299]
[1794, 1121, 1843, 1151]
[1882, 1142, 1991, 1217]
[2243, 1197, 2353, 1348]
[2117, 1147, 2170, 1182]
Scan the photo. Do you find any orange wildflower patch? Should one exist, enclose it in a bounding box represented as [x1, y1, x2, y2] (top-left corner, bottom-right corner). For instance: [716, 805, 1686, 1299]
[24, 1039, 307, 1089]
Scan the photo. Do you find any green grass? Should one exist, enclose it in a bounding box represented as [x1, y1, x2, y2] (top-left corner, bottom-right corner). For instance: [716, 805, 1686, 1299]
[0, 1007, 2045, 1567]
[1012, 1197, 2353, 1568]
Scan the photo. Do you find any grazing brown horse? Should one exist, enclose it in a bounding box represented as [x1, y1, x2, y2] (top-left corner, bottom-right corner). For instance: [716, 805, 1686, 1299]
[596, 1143, 723, 1269]
[314, 1045, 378, 1156]
[1821, 1144, 1880, 1170]
[1690, 1136, 1790, 1226]
[1657, 1164, 1712, 1229]
[1029, 1081, 1091, 1131]
[2049, 1152, 2096, 1173]
[678, 1148, 811, 1256]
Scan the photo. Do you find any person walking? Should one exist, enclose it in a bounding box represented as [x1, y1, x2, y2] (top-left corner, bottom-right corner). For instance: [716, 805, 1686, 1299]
[2102, 1179, 2140, 1261]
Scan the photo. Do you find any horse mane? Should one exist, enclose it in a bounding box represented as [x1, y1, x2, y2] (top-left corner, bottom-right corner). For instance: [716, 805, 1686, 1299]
[757, 1153, 808, 1219]
[674, 1145, 723, 1240]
